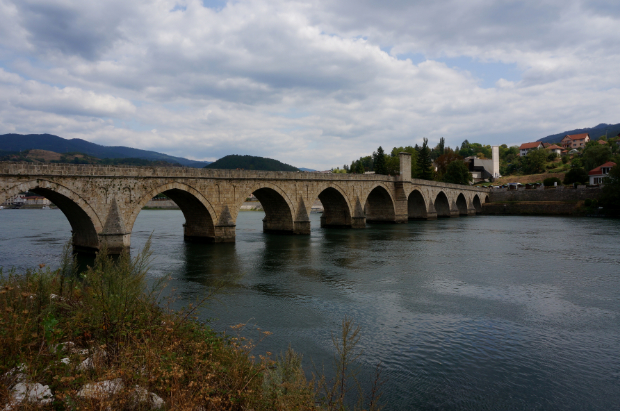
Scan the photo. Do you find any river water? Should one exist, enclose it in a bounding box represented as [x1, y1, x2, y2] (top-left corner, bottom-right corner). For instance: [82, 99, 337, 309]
[1, 209, 619, 410]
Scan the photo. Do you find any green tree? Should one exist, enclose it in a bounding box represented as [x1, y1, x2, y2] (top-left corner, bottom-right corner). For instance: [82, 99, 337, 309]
[434, 149, 463, 180]
[563, 166, 589, 185]
[443, 160, 472, 185]
[458, 140, 472, 157]
[417, 138, 434, 180]
[600, 165, 620, 217]
[522, 149, 548, 174]
[385, 155, 400, 175]
[582, 144, 612, 172]
[373, 146, 388, 175]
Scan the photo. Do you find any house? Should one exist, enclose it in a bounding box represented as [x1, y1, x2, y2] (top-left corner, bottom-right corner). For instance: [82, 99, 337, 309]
[25, 196, 51, 206]
[519, 142, 543, 157]
[597, 139, 608, 145]
[546, 144, 563, 156]
[589, 161, 616, 185]
[464, 156, 493, 182]
[1, 194, 26, 206]
[561, 133, 590, 149]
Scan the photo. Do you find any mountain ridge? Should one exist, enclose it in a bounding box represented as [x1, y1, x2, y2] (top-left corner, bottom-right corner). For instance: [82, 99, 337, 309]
[536, 123, 620, 144]
[0, 133, 211, 168]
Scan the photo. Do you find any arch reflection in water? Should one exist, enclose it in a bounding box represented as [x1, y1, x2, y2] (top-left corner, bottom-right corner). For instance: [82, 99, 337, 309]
[179, 242, 241, 287]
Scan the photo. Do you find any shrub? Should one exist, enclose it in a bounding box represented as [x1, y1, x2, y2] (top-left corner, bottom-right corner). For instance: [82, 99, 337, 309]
[563, 167, 588, 185]
[543, 177, 562, 186]
[562, 156, 569, 164]
[0, 242, 319, 410]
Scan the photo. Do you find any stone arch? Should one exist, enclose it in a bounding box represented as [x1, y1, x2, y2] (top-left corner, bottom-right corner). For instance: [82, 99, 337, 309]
[434, 191, 451, 218]
[317, 185, 353, 228]
[238, 182, 298, 234]
[407, 189, 428, 219]
[484, 195, 490, 203]
[132, 182, 218, 243]
[2, 180, 102, 252]
[363, 184, 396, 223]
[473, 194, 483, 213]
[456, 193, 468, 216]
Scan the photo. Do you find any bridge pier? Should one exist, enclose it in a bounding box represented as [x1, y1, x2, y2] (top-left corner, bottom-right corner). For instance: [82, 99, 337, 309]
[97, 233, 131, 254]
[467, 206, 477, 216]
[449, 205, 460, 217]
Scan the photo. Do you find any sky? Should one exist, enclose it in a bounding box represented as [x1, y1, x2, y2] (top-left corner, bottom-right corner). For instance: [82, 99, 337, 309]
[0, 0, 619, 169]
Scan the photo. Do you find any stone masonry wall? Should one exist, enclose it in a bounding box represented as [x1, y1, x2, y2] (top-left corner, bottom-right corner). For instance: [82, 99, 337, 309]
[489, 187, 602, 202]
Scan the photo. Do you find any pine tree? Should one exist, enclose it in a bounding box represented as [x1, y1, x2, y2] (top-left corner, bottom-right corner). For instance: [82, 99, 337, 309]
[371, 146, 386, 175]
[418, 138, 434, 180]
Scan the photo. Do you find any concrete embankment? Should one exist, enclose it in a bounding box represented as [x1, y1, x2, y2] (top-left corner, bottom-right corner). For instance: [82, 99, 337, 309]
[483, 186, 602, 216]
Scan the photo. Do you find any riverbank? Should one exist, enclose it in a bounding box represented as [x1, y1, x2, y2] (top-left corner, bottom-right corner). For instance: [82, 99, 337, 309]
[0, 244, 318, 410]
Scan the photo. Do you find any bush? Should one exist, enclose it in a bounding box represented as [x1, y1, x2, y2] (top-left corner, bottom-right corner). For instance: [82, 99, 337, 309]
[563, 167, 588, 185]
[600, 165, 620, 217]
[0, 242, 319, 410]
[543, 177, 562, 187]
[562, 156, 569, 164]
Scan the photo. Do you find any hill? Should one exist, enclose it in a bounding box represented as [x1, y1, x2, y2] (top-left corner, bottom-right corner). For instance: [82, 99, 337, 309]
[205, 154, 299, 171]
[536, 123, 620, 144]
[0, 134, 211, 168]
[0, 149, 185, 167]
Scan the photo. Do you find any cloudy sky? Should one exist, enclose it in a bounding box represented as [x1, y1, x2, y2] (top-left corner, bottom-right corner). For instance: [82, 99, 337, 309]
[0, 0, 618, 169]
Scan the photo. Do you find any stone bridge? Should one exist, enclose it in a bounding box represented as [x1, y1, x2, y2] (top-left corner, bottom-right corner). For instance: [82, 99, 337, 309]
[0, 154, 489, 254]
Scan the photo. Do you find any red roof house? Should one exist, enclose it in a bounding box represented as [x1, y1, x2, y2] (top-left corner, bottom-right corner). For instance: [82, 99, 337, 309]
[518, 142, 543, 156]
[561, 133, 590, 149]
[589, 161, 616, 185]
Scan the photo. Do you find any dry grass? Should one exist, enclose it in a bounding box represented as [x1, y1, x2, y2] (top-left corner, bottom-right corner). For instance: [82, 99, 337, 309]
[24, 150, 63, 162]
[494, 172, 566, 185]
[0, 242, 319, 410]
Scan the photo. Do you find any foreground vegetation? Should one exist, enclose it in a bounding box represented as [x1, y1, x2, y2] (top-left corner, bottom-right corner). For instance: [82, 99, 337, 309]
[1, 243, 382, 410]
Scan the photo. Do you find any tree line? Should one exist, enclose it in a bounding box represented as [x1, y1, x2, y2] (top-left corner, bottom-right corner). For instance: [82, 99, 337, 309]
[334, 138, 473, 185]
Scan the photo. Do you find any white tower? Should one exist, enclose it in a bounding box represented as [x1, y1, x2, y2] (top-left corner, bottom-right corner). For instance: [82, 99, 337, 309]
[491, 145, 501, 179]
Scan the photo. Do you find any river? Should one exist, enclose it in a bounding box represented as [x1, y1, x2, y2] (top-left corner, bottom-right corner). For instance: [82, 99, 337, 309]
[1, 209, 619, 410]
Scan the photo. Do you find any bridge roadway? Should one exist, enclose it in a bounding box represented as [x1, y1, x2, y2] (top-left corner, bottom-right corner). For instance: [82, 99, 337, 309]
[0, 153, 489, 254]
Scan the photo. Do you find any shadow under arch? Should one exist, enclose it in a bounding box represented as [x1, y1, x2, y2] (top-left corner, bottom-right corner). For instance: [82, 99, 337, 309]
[434, 191, 451, 218]
[408, 189, 428, 219]
[252, 186, 296, 234]
[456, 193, 468, 216]
[3, 181, 102, 253]
[473, 194, 483, 213]
[364, 185, 396, 223]
[133, 184, 217, 243]
[318, 186, 352, 228]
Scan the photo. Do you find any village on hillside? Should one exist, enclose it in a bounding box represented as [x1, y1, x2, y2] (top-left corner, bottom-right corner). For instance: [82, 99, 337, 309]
[330, 132, 620, 189]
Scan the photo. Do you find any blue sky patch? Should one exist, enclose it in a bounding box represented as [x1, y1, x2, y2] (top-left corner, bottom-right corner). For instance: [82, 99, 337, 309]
[202, 0, 227, 11]
[436, 56, 522, 88]
[395, 53, 522, 88]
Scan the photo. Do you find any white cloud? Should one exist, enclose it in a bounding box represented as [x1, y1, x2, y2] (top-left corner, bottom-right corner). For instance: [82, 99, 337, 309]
[0, 0, 619, 168]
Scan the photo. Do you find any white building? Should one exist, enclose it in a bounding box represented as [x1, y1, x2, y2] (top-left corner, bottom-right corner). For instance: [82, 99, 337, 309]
[589, 162, 616, 185]
[518, 142, 543, 157]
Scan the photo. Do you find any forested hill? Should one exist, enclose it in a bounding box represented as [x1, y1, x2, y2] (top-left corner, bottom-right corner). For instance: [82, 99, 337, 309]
[0, 134, 211, 168]
[204, 155, 299, 171]
[536, 123, 620, 144]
